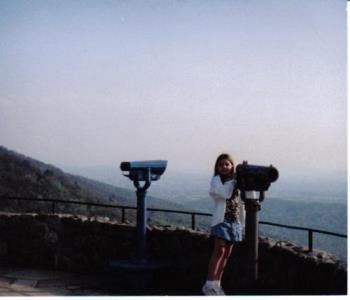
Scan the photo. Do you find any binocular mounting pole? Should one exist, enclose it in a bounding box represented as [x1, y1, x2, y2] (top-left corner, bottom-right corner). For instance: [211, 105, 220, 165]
[133, 168, 151, 262]
[243, 191, 261, 285]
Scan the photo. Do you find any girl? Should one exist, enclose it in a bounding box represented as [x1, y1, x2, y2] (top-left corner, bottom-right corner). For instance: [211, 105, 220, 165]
[202, 153, 245, 296]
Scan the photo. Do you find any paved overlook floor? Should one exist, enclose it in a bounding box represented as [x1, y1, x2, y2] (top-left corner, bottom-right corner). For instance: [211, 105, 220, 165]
[0, 266, 121, 296]
[0, 266, 207, 296]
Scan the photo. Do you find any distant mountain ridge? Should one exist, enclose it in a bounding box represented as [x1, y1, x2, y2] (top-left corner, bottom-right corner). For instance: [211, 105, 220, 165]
[0, 146, 195, 221]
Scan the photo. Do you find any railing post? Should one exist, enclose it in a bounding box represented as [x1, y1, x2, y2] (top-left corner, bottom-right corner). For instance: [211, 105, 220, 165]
[51, 201, 55, 214]
[122, 208, 126, 223]
[191, 213, 196, 230]
[308, 230, 313, 252]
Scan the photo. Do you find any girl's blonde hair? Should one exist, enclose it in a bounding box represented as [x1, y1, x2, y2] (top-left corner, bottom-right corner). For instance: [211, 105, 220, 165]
[214, 153, 235, 178]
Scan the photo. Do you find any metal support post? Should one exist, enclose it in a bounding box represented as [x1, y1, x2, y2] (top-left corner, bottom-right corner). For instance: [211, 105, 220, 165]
[133, 168, 151, 262]
[136, 188, 147, 261]
[244, 191, 261, 284]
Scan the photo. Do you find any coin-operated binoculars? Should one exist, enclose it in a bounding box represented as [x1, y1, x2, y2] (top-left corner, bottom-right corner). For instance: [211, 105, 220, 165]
[120, 160, 167, 262]
[236, 161, 279, 285]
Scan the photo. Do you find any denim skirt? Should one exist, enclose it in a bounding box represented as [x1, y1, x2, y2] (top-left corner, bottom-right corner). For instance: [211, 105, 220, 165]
[210, 219, 243, 243]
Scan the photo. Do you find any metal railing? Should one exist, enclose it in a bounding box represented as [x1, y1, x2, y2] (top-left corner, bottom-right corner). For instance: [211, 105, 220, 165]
[0, 196, 346, 252]
[259, 221, 347, 252]
[0, 196, 211, 228]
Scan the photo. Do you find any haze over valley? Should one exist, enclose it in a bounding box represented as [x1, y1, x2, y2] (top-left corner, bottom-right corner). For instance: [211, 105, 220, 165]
[62, 164, 347, 205]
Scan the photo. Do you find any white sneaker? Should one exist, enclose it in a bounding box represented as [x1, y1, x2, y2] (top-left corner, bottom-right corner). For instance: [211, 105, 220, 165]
[202, 283, 217, 295]
[217, 285, 226, 295]
[202, 283, 226, 296]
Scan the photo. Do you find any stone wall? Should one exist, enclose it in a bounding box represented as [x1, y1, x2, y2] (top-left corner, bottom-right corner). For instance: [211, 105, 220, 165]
[0, 213, 346, 295]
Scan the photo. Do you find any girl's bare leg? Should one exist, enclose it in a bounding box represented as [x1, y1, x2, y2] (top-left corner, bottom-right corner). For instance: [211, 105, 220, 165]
[218, 243, 233, 281]
[207, 238, 227, 280]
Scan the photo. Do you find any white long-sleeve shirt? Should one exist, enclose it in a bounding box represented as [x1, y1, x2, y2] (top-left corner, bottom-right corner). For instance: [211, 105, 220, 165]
[209, 175, 245, 227]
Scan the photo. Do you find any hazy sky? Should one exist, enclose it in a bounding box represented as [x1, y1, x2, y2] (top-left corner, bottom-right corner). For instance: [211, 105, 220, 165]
[0, 0, 347, 175]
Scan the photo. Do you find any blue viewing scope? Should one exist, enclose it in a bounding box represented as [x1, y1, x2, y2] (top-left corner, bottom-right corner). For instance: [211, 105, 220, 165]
[120, 160, 167, 181]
